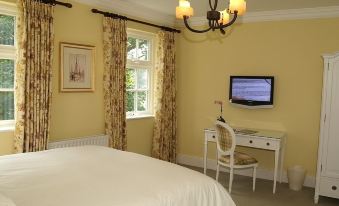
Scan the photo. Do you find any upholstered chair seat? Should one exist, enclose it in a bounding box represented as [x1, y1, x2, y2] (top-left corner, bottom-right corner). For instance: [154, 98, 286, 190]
[220, 151, 258, 166]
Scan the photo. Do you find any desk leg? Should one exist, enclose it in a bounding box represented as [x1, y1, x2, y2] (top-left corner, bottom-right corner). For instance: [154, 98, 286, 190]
[273, 150, 279, 194]
[204, 138, 208, 174]
[279, 138, 286, 183]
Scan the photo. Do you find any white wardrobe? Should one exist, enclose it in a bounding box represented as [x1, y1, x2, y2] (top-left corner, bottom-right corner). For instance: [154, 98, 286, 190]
[315, 52, 339, 203]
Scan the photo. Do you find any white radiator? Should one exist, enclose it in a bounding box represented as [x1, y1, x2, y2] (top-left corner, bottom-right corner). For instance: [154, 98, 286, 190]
[48, 134, 109, 149]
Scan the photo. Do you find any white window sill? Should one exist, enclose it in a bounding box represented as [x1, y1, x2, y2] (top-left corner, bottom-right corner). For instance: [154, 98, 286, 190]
[0, 125, 14, 133]
[127, 114, 154, 120]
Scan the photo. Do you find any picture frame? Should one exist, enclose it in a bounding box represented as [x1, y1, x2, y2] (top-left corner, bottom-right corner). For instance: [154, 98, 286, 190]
[60, 42, 95, 92]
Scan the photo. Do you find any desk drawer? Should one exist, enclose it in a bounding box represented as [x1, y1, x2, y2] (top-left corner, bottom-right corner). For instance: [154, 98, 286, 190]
[319, 177, 339, 199]
[205, 131, 217, 142]
[237, 135, 280, 150]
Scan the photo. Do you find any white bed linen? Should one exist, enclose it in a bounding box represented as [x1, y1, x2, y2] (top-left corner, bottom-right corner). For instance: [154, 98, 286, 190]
[0, 192, 16, 206]
[0, 146, 235, 206]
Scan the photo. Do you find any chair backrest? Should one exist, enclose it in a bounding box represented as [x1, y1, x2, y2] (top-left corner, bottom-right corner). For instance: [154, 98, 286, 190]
[215, 121, 236, 157]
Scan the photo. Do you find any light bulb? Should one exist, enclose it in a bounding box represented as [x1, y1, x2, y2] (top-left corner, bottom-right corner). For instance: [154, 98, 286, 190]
[218, 10, 230, 25]
[176, 0, 194, 19]
[229, 0, 246, 16]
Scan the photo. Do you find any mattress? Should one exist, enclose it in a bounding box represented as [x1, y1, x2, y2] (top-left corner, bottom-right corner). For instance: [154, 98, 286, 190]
[0, 146, 235, 206]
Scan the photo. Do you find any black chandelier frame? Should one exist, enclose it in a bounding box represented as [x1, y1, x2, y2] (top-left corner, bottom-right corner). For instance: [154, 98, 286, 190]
[182, 0, 238, 34]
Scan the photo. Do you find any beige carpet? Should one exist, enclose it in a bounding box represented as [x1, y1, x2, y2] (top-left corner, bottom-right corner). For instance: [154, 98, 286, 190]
[184, 165, 339, 206]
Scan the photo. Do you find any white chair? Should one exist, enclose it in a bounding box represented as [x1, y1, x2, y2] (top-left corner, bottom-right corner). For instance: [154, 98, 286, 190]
[215, 121, 258, 194]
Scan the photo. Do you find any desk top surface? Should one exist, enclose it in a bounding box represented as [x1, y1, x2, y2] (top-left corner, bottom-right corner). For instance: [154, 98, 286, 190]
[204, 127, 285, 139]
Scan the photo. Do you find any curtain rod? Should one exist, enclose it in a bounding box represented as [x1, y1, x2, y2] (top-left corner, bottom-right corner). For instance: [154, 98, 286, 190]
[91, 9, 181, 33]
[41, 0, 72, 8]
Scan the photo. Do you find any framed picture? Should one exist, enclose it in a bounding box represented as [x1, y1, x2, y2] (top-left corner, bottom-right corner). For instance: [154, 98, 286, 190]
[60, 42, 95, 92]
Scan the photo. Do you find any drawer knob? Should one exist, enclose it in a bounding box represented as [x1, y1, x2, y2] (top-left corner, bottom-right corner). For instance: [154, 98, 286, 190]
[332, 186, 337, 191]
[266, 142, 270, 146]
[212, 135, 215, 138]
[249, 140, 253, 144]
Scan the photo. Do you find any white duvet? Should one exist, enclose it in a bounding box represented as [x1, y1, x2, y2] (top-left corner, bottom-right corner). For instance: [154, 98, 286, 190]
[0, 146, 235, 206]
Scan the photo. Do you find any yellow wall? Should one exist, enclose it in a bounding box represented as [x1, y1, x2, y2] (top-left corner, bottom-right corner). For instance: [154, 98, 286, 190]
[0, 132, 13, 155]
[0, 1, 156, 156]
[176, 18, 339, 176]
[1, 0, 339, 178]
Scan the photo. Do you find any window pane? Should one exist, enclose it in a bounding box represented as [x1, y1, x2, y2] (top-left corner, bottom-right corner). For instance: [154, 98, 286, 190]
[126, 68, 136, 89]
[126, 91, 135, 112]
[0, 91, 14, 120]
[127, 37, 137, 60]
[0, 14, 15, 46]
[137, 69, 148, 89]
[137, 39, 149, 61]
[137, 91, 147, 111]
[0, 59, 14, 88]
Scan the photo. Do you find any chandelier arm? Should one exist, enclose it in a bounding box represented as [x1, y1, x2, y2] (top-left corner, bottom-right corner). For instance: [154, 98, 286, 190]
[183, 16, 212, 33]
[218, 11, 238, 29]
[208, 19, 212, 28]
[212, 20, 217, 31]
[220, 28, 226, 35]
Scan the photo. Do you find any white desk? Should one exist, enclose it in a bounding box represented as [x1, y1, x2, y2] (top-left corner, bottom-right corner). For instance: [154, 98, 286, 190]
[204, 127, 286, 194]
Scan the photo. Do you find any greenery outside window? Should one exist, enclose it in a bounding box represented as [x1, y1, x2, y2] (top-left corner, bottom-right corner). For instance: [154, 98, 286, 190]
[126, 29, 155, 118]
[0, 2, 16, 130]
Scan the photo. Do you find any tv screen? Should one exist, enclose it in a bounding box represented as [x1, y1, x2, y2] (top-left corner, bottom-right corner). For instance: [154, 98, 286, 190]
[229, 76, 274, 107]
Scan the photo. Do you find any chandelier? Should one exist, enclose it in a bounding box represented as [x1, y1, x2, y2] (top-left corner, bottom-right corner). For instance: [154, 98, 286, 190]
[176, 0, 246, 34]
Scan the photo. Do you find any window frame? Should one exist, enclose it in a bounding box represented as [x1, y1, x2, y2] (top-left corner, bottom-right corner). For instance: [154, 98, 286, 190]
[0, 1, 17, 130]
[126, 29, 155, 119]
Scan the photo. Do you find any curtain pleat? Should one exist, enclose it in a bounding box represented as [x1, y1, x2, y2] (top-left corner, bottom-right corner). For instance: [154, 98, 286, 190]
[103, 17, 127, 150]
[14, 0, 54, 153]
[151, 31, 177, 163]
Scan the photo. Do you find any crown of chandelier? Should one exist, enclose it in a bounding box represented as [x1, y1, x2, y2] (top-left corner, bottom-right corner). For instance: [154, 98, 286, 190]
[176, 0, 246, 34]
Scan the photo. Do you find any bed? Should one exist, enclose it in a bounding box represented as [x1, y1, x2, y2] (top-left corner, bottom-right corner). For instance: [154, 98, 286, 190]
[0, 146, 235, 206]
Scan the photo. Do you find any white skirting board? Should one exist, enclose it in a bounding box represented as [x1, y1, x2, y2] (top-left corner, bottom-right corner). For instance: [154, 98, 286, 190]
[177, 154, 316, 188]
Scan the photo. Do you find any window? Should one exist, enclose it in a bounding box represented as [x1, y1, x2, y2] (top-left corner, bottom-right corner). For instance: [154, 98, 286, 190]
[0, 2, 16, 129]
[126, 29, 154, 118]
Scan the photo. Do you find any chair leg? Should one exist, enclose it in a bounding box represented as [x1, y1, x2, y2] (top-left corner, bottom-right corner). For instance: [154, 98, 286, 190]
[216, 163, 220, 181]
[253, 166, 257, 191]
[229, 167, 234, 194]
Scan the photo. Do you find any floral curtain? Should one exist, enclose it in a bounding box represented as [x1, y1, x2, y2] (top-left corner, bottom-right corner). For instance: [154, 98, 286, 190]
[14, 0, 54, 153]
[103, 17, 127, 150]
[151, 31, 177, 163]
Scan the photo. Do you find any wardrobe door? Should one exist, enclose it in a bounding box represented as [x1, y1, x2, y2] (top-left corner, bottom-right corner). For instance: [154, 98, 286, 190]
[322, 58, 339, 179]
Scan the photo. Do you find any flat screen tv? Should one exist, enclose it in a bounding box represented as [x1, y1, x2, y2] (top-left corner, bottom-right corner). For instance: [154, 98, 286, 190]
[229, 76, 274, 108]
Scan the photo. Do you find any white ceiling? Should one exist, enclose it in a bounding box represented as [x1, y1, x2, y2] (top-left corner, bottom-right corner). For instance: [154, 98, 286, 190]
[76, 0, 339, 26]
[123, 0, 339, 16]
